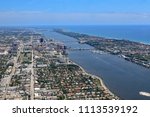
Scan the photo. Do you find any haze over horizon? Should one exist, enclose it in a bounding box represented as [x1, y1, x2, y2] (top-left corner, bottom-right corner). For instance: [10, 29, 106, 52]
[0, 0, 150, 26]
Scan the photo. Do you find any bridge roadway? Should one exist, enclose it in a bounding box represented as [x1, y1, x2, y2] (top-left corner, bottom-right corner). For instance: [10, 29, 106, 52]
[67, 48, 95, 51]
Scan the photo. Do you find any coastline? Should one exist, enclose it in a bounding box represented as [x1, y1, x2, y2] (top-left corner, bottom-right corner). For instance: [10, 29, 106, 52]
[70, 60, 119, 100]
[54, 30, 150, 69]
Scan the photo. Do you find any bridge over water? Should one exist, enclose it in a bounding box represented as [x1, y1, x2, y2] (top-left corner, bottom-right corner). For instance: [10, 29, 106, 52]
[67, 48, 95, 51]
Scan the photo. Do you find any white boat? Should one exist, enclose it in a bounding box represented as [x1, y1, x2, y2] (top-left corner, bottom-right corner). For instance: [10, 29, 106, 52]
[139, 91, 150, 97]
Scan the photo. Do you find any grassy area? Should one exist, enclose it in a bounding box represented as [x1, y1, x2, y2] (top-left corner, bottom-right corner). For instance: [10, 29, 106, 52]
[20, 52, 32, 64]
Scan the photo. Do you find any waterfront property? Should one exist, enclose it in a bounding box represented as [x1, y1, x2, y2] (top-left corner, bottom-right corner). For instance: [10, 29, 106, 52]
[0, 28, 118, 100]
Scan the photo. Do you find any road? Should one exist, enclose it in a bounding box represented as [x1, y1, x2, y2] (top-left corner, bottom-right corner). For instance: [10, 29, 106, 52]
[30, 36, 35, 100]
[2, 41, 23, 99]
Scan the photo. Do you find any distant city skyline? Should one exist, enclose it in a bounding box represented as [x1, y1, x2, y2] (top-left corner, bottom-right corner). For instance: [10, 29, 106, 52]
[0, 0, 150, 25]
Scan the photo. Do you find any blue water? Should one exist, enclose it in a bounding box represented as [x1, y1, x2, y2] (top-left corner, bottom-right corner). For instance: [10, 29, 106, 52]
[49, 25, 150, 44]
[42, 30, 150, 100]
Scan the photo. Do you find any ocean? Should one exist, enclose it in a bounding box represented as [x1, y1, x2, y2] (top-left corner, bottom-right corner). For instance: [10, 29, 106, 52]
[49, 25, 150, 44]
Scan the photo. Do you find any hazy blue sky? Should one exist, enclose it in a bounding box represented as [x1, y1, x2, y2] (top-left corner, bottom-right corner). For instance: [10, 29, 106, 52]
[0, 0, 150, 25]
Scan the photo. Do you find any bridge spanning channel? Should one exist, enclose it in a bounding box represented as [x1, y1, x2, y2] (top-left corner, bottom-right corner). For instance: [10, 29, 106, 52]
[67, 48, 95, 51]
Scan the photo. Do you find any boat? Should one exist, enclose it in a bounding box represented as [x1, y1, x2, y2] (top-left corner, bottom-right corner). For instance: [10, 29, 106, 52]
[139, 91, 150, 97]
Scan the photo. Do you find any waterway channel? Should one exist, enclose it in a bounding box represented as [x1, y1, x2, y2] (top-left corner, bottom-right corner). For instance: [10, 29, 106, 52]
[43, 30, 150, 100]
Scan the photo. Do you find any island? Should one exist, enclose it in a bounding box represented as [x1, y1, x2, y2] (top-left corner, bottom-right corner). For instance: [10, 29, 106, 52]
[54, 29, 150, 69]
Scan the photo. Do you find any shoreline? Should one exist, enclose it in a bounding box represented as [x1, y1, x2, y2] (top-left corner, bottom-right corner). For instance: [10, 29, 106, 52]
[54, 30, 150, 69]
[54, 28, 150, 46]
[70, 60, 119, 100]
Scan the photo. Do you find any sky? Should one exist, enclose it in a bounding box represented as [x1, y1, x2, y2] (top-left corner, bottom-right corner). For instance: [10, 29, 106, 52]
[0, 0, 150, 25]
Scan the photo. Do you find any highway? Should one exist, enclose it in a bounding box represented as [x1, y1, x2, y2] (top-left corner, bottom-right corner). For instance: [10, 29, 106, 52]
[2, 41, 23, 99]
[30, 36, 35, 100]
